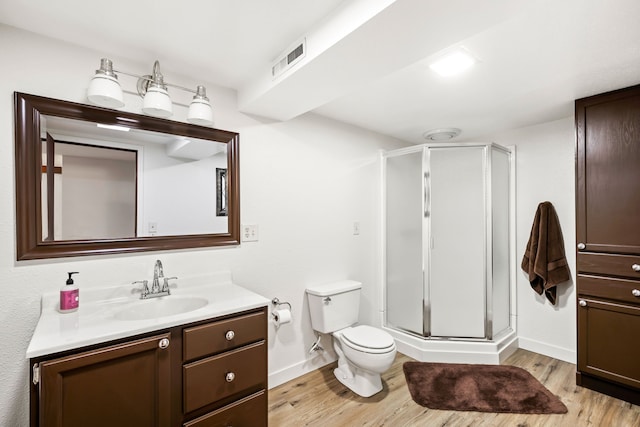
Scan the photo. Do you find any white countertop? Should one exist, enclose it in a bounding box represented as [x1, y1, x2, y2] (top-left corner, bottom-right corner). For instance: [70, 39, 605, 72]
[26, 272, 270, 359]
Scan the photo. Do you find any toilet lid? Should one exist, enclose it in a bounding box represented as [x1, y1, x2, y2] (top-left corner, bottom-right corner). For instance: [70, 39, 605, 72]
[341, 325, 395, 351]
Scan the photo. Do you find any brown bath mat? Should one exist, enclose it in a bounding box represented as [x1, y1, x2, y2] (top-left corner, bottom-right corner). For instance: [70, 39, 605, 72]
[403, 362, 568, 414]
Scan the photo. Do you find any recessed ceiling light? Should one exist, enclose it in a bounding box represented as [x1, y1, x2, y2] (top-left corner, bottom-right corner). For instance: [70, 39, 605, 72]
[429, 49, 476, 77]
[423, 128, 461, 141]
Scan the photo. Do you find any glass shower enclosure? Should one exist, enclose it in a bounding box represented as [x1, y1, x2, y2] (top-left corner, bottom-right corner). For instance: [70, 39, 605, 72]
[385, 143, 511, 341]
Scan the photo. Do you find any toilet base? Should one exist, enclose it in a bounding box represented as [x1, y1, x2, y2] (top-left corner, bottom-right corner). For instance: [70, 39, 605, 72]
[333, 366, 383, 397]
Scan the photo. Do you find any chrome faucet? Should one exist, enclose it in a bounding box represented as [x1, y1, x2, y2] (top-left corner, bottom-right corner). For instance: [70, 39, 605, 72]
[132, 259, 178, 299]
[151, 259, 164, 294]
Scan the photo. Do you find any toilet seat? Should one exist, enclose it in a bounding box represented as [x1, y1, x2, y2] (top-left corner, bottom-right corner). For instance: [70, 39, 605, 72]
[340, 325, 395, 354]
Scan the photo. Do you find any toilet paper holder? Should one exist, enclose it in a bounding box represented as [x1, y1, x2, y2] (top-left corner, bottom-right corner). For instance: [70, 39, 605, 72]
[271, 297, 292, 313]
[271, 297, 292, 324]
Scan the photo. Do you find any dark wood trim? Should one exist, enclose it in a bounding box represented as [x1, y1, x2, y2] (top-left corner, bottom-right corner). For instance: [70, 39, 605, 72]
[574, 95, 586, 249]
[14, 92, 241, 260]
[45, 133, 55, 242]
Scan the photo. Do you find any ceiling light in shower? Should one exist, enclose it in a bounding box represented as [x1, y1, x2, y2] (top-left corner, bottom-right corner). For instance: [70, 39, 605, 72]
[429, 48, 476, 77]
[423, 128, 461, 141]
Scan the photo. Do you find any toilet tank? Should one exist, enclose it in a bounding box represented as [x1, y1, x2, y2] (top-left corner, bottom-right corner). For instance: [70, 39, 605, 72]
[306, 280, 362, 333]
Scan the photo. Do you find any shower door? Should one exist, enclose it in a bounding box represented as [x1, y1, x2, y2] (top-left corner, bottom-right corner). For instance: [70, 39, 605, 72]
[385, 144, 501, 339]
[385, 149, 424, 336]
[428, 147, 486, 338]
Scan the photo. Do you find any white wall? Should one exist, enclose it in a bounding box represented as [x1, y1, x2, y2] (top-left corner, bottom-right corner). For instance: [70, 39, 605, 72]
[0, 24, 408, 427]
[487, 117, 577, 363]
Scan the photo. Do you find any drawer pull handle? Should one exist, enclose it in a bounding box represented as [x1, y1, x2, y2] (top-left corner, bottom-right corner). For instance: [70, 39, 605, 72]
[633, 289, 640, 297]
[158, 338, 170, 349]
[577, 243, 586, 250]
[225, 372, 236, 382]
[225, 330, 235, 341]
[632, 264, 640, 272]
[579, 300, 587, 307]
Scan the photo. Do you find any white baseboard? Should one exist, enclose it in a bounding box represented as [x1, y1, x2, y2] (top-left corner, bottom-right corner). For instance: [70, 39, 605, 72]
[268, 352, 337, 390]
[518, 337, 576, 364]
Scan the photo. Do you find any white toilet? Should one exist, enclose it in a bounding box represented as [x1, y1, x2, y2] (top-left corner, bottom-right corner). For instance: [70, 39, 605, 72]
[306, 280, 397, 397]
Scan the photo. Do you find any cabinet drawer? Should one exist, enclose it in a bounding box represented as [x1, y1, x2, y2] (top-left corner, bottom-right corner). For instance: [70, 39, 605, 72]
[578, 274, 640, 305]
[183, 341, 266, 414]
[577, 252, 640, 278]
[184, 310, 266, 361]
[183, 390, 266, 427]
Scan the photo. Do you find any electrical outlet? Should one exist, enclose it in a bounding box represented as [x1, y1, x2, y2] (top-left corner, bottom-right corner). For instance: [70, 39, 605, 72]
[242, 224, 259, 242]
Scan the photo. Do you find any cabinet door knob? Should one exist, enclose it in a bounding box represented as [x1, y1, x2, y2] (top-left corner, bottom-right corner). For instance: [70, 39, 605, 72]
[577, 243, 586, 250]
[225, 372, 236, 382]
[579, 299, 587, 307]
[225, 330, 235, 341]
[632, 264, 640, 272]
[632, 289, 640, 297]
[158, 338, 170, 349]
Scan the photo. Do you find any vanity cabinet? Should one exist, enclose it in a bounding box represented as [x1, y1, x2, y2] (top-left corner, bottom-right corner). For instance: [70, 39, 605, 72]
[30, 307, 268, 427]
[575, 83, 640, 404]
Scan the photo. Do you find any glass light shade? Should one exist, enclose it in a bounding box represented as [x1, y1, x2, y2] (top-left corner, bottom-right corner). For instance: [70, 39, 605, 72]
[87, 74, 125, 108]
[142, 86, 173, 118]
[187, 98, 213, 126]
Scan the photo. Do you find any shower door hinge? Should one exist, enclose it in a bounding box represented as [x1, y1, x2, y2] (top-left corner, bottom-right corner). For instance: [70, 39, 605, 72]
[32, 363, 40, 385]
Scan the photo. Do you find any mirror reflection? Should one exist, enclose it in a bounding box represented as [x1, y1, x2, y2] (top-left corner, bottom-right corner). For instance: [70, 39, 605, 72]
[41, 115, 228, 240]
[15, 92, 240, 260]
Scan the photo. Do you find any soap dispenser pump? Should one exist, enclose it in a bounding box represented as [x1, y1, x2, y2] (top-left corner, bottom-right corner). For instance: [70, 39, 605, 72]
[60, 272, 79, 313]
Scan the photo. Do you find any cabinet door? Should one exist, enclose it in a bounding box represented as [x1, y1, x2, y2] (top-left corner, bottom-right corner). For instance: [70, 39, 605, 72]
[577, 297, 640, 389]
[38, 333, 171, 427]
[576, 85, 640, 255]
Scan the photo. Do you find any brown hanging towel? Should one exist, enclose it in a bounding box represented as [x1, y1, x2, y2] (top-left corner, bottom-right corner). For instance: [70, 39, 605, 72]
[521, 201, 571, 305]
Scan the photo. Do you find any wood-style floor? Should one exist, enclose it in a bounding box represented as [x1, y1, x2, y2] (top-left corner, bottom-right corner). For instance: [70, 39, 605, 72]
[268, 349, 640, 426]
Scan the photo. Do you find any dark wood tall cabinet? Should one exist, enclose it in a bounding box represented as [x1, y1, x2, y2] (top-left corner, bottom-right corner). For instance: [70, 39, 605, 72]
[575, 83, 640, 405]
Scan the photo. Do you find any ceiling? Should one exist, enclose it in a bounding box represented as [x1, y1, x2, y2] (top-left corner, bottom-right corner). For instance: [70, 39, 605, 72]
[1, 0, 639, 143]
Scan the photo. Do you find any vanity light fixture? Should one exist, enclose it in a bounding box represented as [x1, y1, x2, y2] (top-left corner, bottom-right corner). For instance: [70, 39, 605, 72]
[87, 58, 214, 126]
[429, 48, 476, 77]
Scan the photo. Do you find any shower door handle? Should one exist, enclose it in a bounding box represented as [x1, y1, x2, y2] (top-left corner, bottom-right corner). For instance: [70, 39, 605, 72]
[424, 172, 430, 218]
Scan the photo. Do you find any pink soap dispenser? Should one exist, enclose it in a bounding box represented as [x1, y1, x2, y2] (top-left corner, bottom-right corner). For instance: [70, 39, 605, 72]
[60, 272, 79, 313]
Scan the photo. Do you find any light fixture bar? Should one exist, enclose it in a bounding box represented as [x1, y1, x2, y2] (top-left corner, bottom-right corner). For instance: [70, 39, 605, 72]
[114, 69, 200, 94]
[87, 58, 214, 126]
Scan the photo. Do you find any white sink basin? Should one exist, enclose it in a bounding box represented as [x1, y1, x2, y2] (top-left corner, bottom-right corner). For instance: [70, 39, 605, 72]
[114, 296, 208, 321]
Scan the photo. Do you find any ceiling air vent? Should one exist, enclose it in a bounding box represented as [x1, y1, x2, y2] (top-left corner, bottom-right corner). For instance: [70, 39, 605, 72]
[272, 38, 306, 78]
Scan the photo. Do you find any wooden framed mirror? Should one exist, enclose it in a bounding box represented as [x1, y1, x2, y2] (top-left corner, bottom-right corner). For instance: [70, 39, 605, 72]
[14, 92, 240, 260]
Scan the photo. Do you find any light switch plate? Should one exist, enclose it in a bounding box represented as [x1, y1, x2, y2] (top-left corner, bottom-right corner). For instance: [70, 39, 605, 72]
[242, 224, 259, 242]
